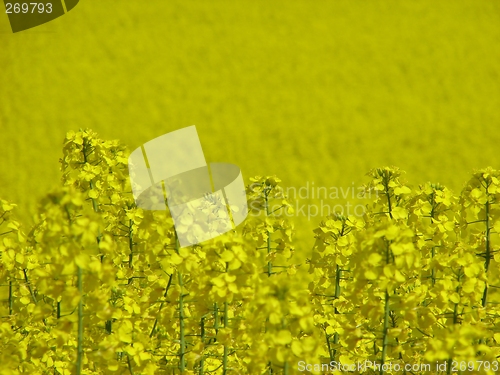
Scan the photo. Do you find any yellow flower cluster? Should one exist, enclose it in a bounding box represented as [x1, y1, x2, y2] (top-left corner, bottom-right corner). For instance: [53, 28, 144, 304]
[1, 132, 499, 375]
[310, 167, 500, 374]
[0, 130, 321, 374]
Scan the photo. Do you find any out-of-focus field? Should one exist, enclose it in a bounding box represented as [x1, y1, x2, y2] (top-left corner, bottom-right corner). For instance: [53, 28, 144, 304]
[0, 1, 499, 254]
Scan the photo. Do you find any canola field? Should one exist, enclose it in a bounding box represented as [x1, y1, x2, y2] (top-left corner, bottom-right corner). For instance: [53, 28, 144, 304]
[0, 1, 499, 374]
[1, 0, 499, 246]
[1, 132, 500, 374]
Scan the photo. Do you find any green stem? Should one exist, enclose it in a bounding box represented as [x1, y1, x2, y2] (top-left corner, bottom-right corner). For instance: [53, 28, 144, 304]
[481, 184, 491, 308]
[477, 181, 492, 348]
[82, 138, 100, 216]
[429, 192, 437, 286]
[149, 273, 173, 338]
[82, 138, 110, 337]
[127, 354, 135, 375]
[382, 171, 393, 219]
[23, 269, 37, 304]
[328, 221, 348, 361]
[76, 266, 83, 375]
[199, 317, 205, 375]
[447, 272, 462, 375]
[379, 238, 392, 375]
[325, 330, 333, 361]
[431, 247, 436, 286]
[265, 188, 272, 277]
[332, 264, 341, 359]
[453, 276, 461, 325]
[8, 280, 13, 315]
[380, 290, 390, 375]
[89, 181, 100, 214]
[223, 301, 228, 375]
[214, 303, 219, 334]
[128, 219, 134, 269]
[178, 271, 186, 373]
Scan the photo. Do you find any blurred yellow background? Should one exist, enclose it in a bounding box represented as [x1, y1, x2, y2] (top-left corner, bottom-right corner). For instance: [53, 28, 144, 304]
[1, 0, 499, 253]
